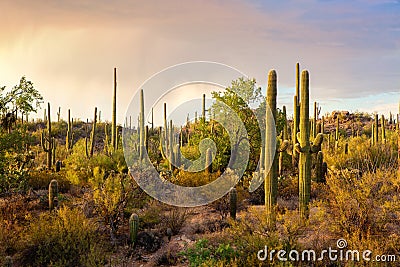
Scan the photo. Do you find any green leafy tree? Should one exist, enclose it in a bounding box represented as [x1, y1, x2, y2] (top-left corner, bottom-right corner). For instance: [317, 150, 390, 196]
[207, 78, 263, 173]
[0, 77, 43, 132]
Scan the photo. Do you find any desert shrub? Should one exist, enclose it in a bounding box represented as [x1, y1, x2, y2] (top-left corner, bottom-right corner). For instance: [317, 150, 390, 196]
[64, 139, 91, 184]
[138, 200, 163, 230]
[160, 206, 190, 235]
[324, 134, 397, 173]
[28, 171, 70, 192]
[180, 238, 238, 267]
[0, 126, 35, 194]
[64, 138, 128, 185]
[170, 169, 221, 187]
[91, 171, 134, 237]
[20, 206, 108, 266]
[324, 169, 399, 245]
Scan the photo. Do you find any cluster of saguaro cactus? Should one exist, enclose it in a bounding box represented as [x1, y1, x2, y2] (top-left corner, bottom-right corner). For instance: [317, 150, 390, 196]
[66, 109, 74, 152]
[294, 70, 323, 219]
[264, 70, 289, 228]
[159, 103, 179, 171]
[41, 103, 55, 170]
[85, 107, 97, 158]
[49, 179, 58, 211]
[129, 213, 139, 246]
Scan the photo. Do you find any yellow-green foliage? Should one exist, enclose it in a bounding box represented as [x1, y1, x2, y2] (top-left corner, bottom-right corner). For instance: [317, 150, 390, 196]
[65, 139, 127, 185]
[170, 169, 221, 187]
[91, 171, 131, 233]
[21, 206, 108, 266]
[324, 169, 400, 252]
[28, 171, 70, 191]
[324, 132, 398, 172]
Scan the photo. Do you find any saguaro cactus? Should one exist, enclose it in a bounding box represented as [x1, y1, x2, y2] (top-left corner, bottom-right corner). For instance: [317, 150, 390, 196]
[169, 120, 175, 171]
[112, 68, 117, 152]
[85, 107, 97, 158]
[41, 103, 54, 170]
[335, 117, 340, 151]
[202, 93, 206, 122]
[139, 89, 145, 160]
[264, 70, 289, 228]
[66, 109, 74, 152]
[129, 213, 139, 246]
[57, 107, 61, 122]
[279, 106, 289, 176]
[229, 188, 237, 220]
[374, 114, 379, 145]
[49, 179, 58, 211]
[163, 103, 168, 155]
[294, 70, 323, 220]
[174, 144, 181, 168]
[292, 63, 301, 167]
[315, 151, 325, 183]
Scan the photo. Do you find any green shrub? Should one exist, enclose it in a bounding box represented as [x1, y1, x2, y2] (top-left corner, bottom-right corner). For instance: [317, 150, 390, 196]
[180, 239, 238, 267]
[20, 206, 108, 267]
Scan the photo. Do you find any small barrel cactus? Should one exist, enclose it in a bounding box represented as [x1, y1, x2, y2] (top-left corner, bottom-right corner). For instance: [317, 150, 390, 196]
[129, 213, 139, 246]
[49, 179, 58, 211]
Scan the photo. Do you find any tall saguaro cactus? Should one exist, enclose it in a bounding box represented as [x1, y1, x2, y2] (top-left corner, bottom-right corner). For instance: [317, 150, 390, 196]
[374, 114, 379, 145]
[292, 63, 301, 167]
[335, 117, 340, 151]
[265, 70, 279, 228]
[41, 102, 54, 170]
[294, 70, 323, 220]
[139, 89, 145, 160]
[112, 68, 117, 152]
[202, 93, 206, 122]
[66, 109, 74, 152]
[85, 107, 97, 158]
[279, 106, 288, 176]
[381, 115, 386, 144]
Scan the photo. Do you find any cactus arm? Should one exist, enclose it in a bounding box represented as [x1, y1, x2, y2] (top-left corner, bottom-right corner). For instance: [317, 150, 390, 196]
[277, 140, 290, 152]
[311, 133, 324, 153]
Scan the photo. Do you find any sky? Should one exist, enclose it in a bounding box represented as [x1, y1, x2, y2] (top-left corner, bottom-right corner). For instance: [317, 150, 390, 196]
[0, 0, 399, 125]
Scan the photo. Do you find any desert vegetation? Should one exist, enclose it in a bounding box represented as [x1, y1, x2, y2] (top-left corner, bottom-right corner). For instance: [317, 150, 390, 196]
[0, 64, 399, 266]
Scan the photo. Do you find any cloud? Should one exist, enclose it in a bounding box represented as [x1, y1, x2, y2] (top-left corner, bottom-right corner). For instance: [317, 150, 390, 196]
[0, 0, 398, 121]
